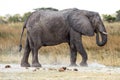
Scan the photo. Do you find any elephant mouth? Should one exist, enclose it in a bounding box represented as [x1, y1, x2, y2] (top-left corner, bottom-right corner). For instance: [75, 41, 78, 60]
[96, 31, 107, 46]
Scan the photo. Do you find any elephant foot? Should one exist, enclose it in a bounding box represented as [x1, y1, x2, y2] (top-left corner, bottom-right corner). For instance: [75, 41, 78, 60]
[32, 63, 42, 67]
[69, 63, 78, 67]
[21, 62, 30, 67]
[80, 62, 88, 67]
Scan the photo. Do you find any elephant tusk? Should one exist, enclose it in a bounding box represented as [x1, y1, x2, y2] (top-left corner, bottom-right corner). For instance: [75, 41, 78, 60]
[102, 32, 108, 35]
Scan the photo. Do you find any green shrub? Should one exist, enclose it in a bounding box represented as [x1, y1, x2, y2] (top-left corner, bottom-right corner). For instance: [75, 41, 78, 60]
[102, 14, 116, 22]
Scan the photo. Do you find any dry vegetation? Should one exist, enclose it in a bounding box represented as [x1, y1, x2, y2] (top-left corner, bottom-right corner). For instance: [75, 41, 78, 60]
[0, 22, 120, 66]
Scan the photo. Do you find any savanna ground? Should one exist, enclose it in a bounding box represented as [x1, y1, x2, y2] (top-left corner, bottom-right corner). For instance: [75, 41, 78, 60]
[0, 22, 120, 80]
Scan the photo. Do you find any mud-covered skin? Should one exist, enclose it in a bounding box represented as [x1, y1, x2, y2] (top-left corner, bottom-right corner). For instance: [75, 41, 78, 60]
[19, 8, 107, 67]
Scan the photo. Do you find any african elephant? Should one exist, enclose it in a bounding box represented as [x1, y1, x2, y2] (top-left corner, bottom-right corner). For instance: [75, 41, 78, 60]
[19, 8, 107, 67]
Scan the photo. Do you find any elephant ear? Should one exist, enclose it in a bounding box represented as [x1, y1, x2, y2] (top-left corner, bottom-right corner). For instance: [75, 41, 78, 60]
[69, 13, 94, 36]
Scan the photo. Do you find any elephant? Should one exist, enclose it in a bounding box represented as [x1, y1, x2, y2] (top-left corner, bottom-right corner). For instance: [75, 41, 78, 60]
[19, 8, 107, 67]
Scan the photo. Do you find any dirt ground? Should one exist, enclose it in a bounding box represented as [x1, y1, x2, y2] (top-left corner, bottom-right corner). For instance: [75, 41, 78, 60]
[0, 63, 120, 80]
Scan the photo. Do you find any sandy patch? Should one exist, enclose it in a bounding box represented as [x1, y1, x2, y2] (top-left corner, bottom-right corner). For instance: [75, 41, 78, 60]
[0, 62, 120, 73]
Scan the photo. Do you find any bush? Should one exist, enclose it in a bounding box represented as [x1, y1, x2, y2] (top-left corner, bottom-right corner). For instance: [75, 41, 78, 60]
[8, 14, 22, 23]
[116, 10, 120, 21]
[102, 14, 116, 22]
[22, 12, 32, 22]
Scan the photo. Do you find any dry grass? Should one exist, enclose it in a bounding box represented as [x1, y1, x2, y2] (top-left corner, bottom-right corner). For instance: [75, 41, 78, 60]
[0, 22, 120, 66]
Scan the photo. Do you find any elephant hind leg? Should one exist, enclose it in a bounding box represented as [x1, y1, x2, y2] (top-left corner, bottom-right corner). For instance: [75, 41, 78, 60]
[31, 38, 42, 67]
[31, 47, 41, 67]
[21, 38, 31, 67]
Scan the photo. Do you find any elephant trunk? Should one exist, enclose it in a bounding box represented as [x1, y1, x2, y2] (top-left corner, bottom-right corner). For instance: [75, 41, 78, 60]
[96, 31, 107, 46]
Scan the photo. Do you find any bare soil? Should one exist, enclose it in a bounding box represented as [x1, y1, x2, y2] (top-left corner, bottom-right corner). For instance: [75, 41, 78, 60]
[0, 63, 120, 80]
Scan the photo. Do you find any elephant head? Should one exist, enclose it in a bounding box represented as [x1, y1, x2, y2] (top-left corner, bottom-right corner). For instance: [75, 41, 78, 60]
[68, 9, 107, 46]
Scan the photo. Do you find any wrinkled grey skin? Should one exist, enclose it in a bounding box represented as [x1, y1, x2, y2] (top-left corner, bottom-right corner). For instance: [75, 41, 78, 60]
[19, 8, 107, 67]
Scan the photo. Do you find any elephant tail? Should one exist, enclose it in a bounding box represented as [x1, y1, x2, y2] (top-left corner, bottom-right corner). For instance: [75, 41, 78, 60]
[19, 23, 26, 52]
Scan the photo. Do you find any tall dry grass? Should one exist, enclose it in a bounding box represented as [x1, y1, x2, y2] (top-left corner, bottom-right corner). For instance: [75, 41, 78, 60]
[0, 22, 120, 66]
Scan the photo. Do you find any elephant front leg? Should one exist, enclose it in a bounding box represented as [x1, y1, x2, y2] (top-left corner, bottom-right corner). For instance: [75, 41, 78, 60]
[75, 41, 88, 67]
[31, 48, 41, 67]
[69, 43, 78, 66]
[21, 38, 31, 67]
